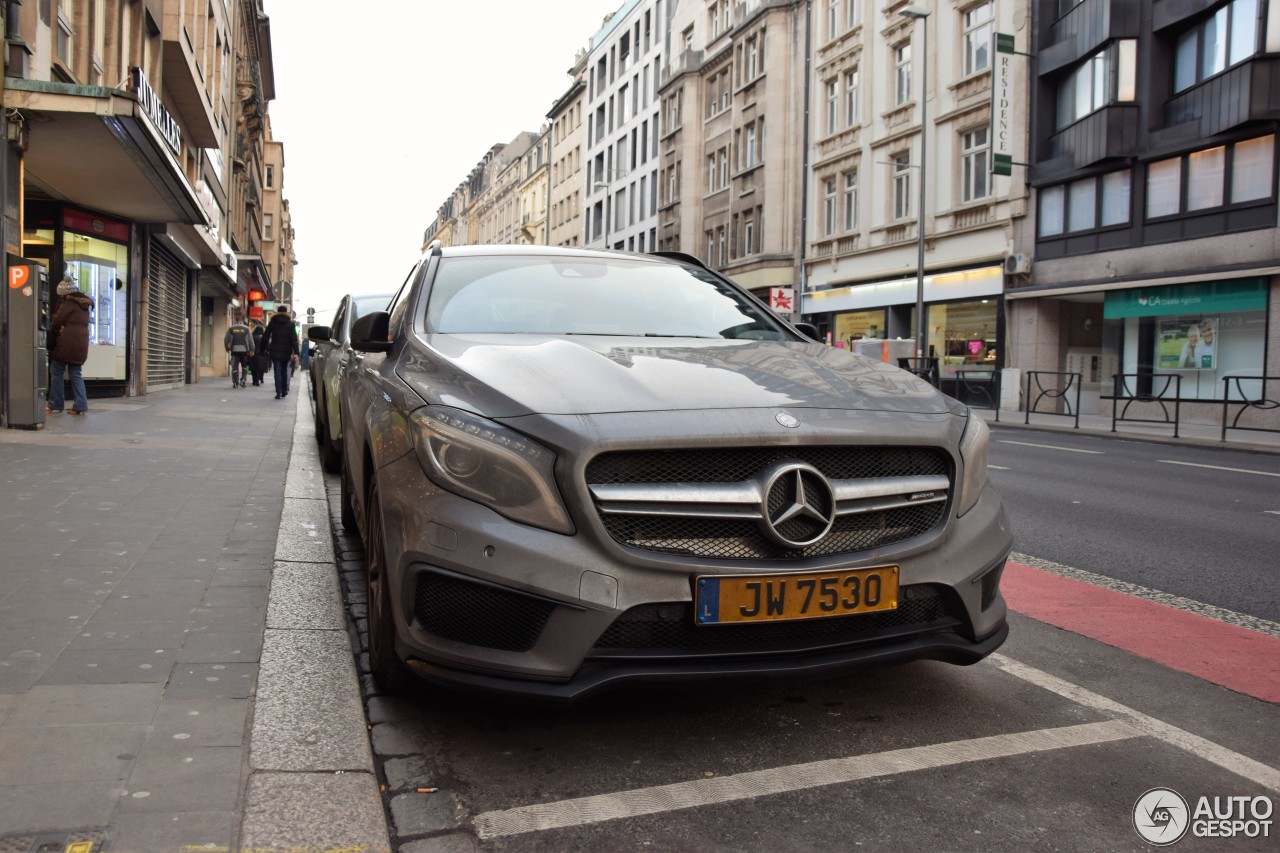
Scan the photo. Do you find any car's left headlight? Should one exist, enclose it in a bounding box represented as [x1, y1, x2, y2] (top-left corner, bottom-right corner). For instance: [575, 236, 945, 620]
[956, 410, 990, 518]
[410, 406, 574, 534]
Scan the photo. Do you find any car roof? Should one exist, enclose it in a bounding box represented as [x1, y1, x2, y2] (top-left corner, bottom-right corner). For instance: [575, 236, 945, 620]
[431, 244, 685, 265]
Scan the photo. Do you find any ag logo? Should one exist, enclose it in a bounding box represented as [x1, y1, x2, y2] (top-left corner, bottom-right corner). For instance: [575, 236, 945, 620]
[1134, 788, 1190, 846]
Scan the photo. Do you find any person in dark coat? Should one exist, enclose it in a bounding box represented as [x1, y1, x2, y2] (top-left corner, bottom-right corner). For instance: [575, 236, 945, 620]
[259, 308, 299, 399]
[250, 321, 269, 386]
[48, 276, 95, 415]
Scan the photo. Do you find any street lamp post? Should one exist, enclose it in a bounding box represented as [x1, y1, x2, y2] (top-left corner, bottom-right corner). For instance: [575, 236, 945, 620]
[900, 4, 930, 361]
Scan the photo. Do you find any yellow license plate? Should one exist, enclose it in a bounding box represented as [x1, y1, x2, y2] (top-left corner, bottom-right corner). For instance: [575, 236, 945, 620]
[695, 566, 899, 625]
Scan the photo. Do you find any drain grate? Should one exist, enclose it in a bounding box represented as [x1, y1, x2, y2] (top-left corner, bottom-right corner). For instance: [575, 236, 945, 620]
[0, 830, 109, 853]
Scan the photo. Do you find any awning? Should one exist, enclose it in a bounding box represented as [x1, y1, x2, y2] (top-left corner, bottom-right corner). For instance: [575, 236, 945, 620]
[236, 252, 275, 301]
[4, 78, 207, 225]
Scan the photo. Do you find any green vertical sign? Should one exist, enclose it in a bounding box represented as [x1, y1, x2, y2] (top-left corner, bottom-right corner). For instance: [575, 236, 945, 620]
[990, 33, 1016, 177]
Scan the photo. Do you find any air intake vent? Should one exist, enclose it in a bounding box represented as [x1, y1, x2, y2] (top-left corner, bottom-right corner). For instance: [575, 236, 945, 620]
[414, 572, 554, 652]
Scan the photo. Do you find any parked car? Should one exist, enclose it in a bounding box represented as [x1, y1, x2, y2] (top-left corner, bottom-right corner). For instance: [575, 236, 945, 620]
[340, 244, 1011, 702]
[306, 292, 392, 472]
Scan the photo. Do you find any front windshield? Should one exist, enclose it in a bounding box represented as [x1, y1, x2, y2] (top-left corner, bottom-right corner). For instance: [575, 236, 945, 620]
[425, 256, 792, 340]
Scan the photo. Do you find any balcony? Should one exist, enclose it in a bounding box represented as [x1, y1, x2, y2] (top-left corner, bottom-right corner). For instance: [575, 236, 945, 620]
[1163, 57, 1280, 138]
[1040, 0, 1140, 76]
[1049, 104, 1139, 171]
[161, 13, 219, 148]
[661, 49, 703, 87]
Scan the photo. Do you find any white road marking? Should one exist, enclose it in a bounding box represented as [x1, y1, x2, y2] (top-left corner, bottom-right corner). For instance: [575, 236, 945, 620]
[1158, 459, 1280, 477]
[990, 654, 1280, 793]
[472, 720, 1138, 838]
[998, 440, 1103, 454]
[1266, 510, 1280, 516]
[989, 464, 1011, 470]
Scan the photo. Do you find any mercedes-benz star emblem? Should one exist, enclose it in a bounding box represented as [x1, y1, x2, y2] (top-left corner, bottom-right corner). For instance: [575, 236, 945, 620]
[759, 462, 836, 548]
[775, 412, 801, 428]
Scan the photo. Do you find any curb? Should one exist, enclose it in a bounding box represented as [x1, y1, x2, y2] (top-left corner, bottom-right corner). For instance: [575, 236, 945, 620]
[239, 389, 391, 852]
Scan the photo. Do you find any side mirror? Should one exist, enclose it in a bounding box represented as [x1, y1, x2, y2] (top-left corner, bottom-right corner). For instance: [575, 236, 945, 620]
[793, 322, 820, 342]
[350, 311, 393, 353]
[306, 325, 332, 342]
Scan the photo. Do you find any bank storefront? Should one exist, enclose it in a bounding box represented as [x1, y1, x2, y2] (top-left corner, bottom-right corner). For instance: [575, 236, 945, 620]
[802, 264, 1006, 398]
[1101, 278, 1270, 401]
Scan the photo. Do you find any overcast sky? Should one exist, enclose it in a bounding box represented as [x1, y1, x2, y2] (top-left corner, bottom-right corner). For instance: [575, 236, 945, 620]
[267, 0, 623, 324]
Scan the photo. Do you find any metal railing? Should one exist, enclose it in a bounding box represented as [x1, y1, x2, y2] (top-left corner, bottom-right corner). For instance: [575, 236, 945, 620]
[1221, 375, 1280, 441]
[897, 357, 940, 388]
[1024, 371, 1082, 429]
[1111, 373, 1181, 437]
[955, 370, 1001, 422]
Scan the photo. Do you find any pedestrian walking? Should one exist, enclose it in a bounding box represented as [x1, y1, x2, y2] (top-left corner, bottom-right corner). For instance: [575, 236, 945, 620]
[259, 308, 299, 399]
[224, 317, 255, 388]
[250, 321, 269, 386]
[47, 275, 94, 416]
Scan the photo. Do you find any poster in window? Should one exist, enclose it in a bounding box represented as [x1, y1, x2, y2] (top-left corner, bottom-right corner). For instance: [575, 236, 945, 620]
[1158, 316, 1218, 370]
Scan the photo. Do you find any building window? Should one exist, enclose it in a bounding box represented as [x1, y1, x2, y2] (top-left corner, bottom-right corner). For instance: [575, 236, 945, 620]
[706, 230, 715, 264]
[1175, 0, 1260, 92]
[717, 226, 726, 265]
[1145, 135, 1275, 218]
[961, 127, 991, 202]
[828, 0, 839, 38]
[1056, 41, 1137, 128]
[56, 12, 73, 66]
[264, 213, 274, 240]
[895, 43, 912, 106]
[744, 217, 755, 255]
[843, 170, 858, 230]
[823, 177, 837, 236]
[745, 122, 758, 167]
[963, 2, 994, 75]
[1038, 170, 1132, 237]
[826, 79, 839, 134]
[844, 68, 859, 128]
[847, 0, 862, 28]
[746, 34, 761, 80]
[265, 165, 275, 189]
[893, 153, 912, 219]
[708, 154, 717, 192]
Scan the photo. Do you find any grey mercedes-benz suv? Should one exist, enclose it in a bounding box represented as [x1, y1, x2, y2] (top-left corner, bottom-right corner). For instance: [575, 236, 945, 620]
[341, 243, 1011, 702]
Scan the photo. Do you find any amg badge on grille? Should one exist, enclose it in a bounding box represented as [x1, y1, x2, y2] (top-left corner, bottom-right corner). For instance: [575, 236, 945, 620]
[775, 412, 801, 428]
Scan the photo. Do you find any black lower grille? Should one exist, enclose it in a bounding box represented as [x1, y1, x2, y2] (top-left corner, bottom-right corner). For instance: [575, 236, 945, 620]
[413, 572, 554, 652]
[589, 585, 959, 658]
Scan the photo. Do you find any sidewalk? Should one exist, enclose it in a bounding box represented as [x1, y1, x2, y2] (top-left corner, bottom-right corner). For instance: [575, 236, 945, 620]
[0, 378, 387, 852]
[977, 405, 1280, 454]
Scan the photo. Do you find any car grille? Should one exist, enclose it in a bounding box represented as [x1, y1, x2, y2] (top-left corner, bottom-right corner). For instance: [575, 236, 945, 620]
[586, 446, 951, 560]
[413, 571, 554, 652]
[589, 585, 959, 658]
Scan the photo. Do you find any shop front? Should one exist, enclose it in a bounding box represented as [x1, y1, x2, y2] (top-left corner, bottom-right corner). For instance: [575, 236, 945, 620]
[1101, 278, 1270, 401]
[802, 263, 1006, 401]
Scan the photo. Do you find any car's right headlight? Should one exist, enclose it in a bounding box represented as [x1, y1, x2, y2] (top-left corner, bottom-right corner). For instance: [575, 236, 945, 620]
[409, 406, 574, 535]
[956, 410, 990, 518]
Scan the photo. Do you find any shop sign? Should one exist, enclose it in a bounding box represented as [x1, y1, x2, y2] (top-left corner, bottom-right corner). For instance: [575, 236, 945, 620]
[990, 33, 1016, 177]
[249, 306, 264, 320]
[129, 67, 182, 156]
[769, 287, 795, 313]
[1103, 278, 1267, 319]
[195, 181, 221, 236]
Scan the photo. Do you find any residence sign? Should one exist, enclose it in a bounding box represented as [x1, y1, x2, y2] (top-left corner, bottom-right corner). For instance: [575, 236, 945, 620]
[129, 67, 182, 157]
[990, 33, 1015, 177]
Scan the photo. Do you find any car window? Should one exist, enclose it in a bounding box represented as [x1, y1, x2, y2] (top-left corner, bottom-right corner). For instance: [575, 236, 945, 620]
[387, 264, 421, 340]
[330, 299, 349, 344]
[425, 256, 790, 340]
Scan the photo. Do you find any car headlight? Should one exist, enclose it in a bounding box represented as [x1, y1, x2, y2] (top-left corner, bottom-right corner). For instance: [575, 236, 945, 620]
[410, 406, 574, 534]
[956, 410, 990, 518]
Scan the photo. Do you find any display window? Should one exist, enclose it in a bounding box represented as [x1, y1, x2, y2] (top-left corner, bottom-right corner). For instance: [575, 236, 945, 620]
[833, 310, 887, 349]
[1102, 279, 1268, 400]
[929, 299, 1000, 377]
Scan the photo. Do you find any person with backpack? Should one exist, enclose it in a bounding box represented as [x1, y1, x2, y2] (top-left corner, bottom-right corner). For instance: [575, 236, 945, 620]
[259, 307, 300, 399]
[224, 317, 255, 388]
[250, 321, 269, 386]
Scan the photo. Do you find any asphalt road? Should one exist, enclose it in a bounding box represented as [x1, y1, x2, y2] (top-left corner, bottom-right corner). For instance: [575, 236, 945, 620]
[986, 427, 1280, 622]
[320, 428, 1280, 852]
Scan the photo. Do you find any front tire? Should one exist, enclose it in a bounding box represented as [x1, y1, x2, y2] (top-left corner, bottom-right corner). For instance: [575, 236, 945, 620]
[365, 480, 414, 693]
[319, 415, 341, 473]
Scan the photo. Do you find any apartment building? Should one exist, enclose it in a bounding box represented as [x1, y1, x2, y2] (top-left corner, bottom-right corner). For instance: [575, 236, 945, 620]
[262, 118, 296, 311]
[1018, 0, 1279, 421]
[475, 131, 540, 245]
[517, 129, 550, 245]
[658, 0, 808, 301]
[0, 0, 283, 402]
[548, 53, 587, 248]
[584, 0, 665, 252]
[800, 0, 1030, 400]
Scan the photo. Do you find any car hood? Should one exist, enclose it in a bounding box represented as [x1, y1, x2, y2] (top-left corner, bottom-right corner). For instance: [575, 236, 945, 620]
[398, 334, 953, 417]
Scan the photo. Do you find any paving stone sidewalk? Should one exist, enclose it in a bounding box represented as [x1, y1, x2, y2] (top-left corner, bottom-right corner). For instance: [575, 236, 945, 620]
[0, 379, 386, 852]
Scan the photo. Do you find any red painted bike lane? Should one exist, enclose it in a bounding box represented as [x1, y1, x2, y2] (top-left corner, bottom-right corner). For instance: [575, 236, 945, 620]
[1001, 561, 1280, 703]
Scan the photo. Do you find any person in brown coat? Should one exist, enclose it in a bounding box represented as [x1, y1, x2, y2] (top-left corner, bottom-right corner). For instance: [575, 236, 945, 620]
[47, 276, 95, 415]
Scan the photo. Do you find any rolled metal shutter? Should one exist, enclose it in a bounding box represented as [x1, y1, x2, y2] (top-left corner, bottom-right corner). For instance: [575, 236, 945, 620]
[146, 239, 187, 390]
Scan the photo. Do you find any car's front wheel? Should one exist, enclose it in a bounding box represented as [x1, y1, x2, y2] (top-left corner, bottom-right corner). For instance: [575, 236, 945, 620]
[319, 410, 341, 473]
[339, 454, 358, 533]
[365, 480, 414, 693]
